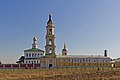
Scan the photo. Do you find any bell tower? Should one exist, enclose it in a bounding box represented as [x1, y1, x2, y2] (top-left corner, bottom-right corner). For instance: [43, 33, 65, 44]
[45, 14, 56, 57]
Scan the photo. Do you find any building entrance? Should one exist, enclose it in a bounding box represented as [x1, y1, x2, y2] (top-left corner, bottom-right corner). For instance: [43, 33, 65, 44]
[49, 64, 52, 68]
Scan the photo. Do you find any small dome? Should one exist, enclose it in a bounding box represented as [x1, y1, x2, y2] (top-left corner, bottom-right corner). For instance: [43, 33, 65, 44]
[62, 49, 67, 51]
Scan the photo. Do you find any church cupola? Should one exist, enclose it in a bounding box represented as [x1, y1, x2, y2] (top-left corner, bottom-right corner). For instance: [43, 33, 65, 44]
[32, 36, 38, 49]
[62, 44, 68, 55]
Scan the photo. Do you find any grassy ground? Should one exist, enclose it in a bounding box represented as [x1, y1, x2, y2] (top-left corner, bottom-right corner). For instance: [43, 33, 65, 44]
[0, 68, 120, 80]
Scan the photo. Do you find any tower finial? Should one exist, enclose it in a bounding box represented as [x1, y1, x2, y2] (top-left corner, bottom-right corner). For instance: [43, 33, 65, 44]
[33, 36, 37, 44]
[49, 13, 52, 20]
[64, 43, 66, 49]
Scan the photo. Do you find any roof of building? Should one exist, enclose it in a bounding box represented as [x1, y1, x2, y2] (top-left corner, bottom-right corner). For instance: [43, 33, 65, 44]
[24, 48, 44, 52]
[25, 58, 41, 60]
[56, 55, 111, 59]
[113, 58, 120, 62]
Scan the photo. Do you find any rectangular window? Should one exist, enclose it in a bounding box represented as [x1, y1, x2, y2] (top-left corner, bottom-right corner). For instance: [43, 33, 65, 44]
[83, 59, 85, 62]
[89, 59, 90, 62]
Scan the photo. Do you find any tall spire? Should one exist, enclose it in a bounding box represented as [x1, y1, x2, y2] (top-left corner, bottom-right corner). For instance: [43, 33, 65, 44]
[47, 13, 53, 24]
[49, 13, 52, 20]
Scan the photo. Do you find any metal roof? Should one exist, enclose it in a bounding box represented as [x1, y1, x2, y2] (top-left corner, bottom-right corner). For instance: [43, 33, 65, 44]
[56, 55, 111, 59]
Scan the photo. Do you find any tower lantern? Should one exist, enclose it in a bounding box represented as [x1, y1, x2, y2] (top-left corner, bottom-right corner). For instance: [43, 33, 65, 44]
[32, 36, 38, 49]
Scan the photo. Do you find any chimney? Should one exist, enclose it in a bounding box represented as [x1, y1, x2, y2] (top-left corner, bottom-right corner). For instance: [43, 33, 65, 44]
[104, 50, 107, 57]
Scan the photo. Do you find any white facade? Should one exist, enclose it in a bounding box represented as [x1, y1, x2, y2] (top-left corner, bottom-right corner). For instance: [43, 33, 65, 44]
[22, 36, 44, 64]
[24, 52, 44, 58]
[24, 59, 40, 64]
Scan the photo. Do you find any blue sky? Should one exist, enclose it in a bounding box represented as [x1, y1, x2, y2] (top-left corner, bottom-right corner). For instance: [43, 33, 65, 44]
[0, 0, 120, 63]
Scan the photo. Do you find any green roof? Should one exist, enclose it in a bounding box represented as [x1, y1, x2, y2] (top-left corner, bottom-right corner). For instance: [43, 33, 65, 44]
[24, 48, 44, 52]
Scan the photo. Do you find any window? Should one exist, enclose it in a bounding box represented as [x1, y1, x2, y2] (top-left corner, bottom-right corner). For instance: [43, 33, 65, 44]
[97, 60, 99, 62]
[26, 61, 27, 64]
[38, 54, 39, 57]
[26, 54, 28, 57]
[34, 61, 36, 63]
[37, 61, 39, 63]
[83, 59, 85, 62]
[32, 54, 34, 57]
[49, 48, 52, 53]
[86, 59, 87, 62]
[71, 59, 73, 62]
[65, 53, 66, 55]
[80, 60, 81, 63]
[89, 59, 90, 62]
[74, 59, 76, 62]
[49, 39, 52, 45]
[49, 29, 52, 34]
[35, 54, 36, 57]
[29, 54, 31, 57]
[29, 61, 30, 63]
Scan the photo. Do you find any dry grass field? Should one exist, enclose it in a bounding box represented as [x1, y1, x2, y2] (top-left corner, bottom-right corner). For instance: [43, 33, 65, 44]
[0, 68, 120, 80]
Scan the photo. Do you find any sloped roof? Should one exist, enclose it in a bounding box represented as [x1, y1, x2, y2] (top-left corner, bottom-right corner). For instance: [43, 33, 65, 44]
[24, 48, 44, 52]
[56, 55, 111, 59]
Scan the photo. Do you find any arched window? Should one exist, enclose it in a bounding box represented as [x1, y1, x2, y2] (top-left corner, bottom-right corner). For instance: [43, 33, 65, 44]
[38, 54, 39, 57]
[32, 54, 34, 57]
[26, 54, 28, 57]
[35, 54, 36, 57]
[49, 48, 52, 53]
[29, 54, 31, 57]
[49, 39, 52, 45]
[49, 29, 52, 34]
